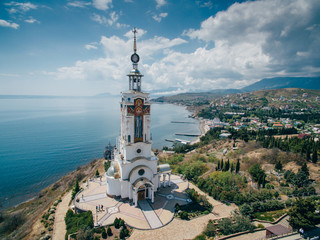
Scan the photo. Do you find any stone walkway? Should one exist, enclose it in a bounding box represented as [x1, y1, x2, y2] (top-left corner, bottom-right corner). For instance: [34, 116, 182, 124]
[138, 199, 163, 229]
[74, 174, 191, 229]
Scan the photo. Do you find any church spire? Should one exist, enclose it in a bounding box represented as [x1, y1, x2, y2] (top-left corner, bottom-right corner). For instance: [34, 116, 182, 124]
[133, 27, 137, 53]
[128, 28, 143, 92]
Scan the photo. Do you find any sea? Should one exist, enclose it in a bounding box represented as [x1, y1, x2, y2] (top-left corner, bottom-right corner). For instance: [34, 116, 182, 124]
[0, 96, 200, 209]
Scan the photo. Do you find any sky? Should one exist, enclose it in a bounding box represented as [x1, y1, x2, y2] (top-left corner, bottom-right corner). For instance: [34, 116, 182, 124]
[0, 0, 320, 96]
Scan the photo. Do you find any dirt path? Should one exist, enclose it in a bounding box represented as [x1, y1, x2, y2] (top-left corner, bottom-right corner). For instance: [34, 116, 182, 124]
[52, 191, 72, 240]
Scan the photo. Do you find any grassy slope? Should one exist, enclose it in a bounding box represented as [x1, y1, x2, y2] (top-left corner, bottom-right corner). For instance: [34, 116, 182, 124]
[1, 158, 104, 240]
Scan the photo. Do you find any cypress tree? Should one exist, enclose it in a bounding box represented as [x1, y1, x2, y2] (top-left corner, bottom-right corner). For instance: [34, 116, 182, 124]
[224, 159, 230, 171]
[236, 159, 240, 173]
[230, 162, 234, 173]
[312, 148, 318, 164]
[306, 147, 311, 161]
[221, 159, 224, 171]
[301, 162, 309, 177]
[275, 160, 283, 172]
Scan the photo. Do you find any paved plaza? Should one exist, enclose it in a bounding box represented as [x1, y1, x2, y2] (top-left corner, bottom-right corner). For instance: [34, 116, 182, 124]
[74, 174, 191, 229]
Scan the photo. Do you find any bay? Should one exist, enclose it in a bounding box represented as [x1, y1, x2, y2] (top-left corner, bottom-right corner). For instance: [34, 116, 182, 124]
[0, 96, 200, 209]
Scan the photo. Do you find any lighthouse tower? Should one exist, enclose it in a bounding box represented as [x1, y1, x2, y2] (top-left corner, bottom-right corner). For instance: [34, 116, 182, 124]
[106, 29, 170, 206]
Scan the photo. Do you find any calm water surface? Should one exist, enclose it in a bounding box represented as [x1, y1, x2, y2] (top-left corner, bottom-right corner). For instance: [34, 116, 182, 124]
[0, 97, 199, 209]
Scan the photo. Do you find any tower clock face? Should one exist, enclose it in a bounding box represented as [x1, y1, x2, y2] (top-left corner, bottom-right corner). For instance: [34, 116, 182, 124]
[131, 53, 140, 63]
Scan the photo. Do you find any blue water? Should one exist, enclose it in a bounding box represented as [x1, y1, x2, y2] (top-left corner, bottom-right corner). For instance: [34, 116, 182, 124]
[0, 97, 200, 209]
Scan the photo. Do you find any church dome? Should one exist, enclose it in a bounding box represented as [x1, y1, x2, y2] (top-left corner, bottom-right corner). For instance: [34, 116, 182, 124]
[130, 68, 141, 74]
[106, 166, 115, 177]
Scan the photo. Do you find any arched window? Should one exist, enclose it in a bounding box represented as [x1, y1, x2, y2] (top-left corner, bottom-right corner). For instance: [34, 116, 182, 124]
[128, 135, 131, 143]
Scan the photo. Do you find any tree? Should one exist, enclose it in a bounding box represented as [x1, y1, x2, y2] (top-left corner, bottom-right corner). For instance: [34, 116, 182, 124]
[306, 147, 311, 161]
[114, 217, 120, 229]
[293, 169, 309, 188]
[275, 160, 283, 172]
[220, 159, 224, 171]
[101, 227, 107, 239]
[239, 203, 253, 217]
[288, 198, 320, 230]
[236, 159, 240, 173]
[119, 219, 125, 228]
[224, 159, 230, 172]
[312, 148, 318, 164]
[107, 226, 112, 236]
[95, 169, 100, 177]
[249, 164, 266, 188]
[76, 226, 92, 240]
[204, 220, 216, 237]
[301, 162, 309, 177]
[180, 211, 189, 220]
[230, 162, 234, 173]
[71, 179, 80, 200]
[104, 161, 111, 172]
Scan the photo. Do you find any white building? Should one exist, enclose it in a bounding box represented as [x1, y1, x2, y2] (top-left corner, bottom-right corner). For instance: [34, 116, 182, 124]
[106, 29, 171, 207]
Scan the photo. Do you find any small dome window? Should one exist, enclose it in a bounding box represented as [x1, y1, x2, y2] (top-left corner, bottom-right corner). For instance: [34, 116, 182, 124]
[138, 169, 145, 176]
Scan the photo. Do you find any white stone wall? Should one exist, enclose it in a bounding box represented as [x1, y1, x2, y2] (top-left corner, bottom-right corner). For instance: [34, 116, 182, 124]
[123, 142, 152, 161]
[128, 166, 154, 184]
[120, 158, 157, 180]
[120, 180, 129, 199]
[106, 176, 121, 196]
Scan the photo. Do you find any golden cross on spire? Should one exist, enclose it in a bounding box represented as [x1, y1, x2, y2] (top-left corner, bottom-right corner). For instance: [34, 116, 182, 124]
[133, 27, 137, 53]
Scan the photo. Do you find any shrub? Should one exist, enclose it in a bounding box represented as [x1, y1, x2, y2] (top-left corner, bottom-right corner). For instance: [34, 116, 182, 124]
[257, 223, 265, 229]
[119, 219, 125, 228]
[180, 211, 189, 220]
[0, 212, 25, 235]
[114, 218, 120, 229]
[64, 210, 93, 238]
[119, 228, 129, 239]
[193, 233, 206, 240]
[107, 226, 112, 236]
[204, 220, 216, 237]
[101, 227, 107, 239]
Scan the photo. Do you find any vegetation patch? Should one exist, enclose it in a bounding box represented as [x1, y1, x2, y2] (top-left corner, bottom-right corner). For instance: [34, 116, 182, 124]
[175, 189, 212, 220]
[65, 209, 94, 239]
[253, 209, 287, 222]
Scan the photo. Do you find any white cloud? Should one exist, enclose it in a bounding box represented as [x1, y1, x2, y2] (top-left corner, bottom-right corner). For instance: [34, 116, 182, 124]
[91, 12, 127, 28]
[183, 0, 320, 86]
[67, 1, 91, 8]
[85, 43, 98, 50]
[93, 0, 112, 10]
[152, 12, 168, 22]
[0, 19, 19, 29]
[155, 0, 166, 9]
[24, 17, 39, 24]
[46, 0, 320, 95]
[107, 11, 119, 25]
[5, 1, 37, 13]
[91, 13, 107, 24]
[197, 1, 213, 9]
[48, 32, 187, 94]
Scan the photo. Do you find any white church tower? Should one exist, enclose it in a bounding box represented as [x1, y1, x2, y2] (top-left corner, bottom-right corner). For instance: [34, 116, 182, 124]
[106, 29, 171, 207]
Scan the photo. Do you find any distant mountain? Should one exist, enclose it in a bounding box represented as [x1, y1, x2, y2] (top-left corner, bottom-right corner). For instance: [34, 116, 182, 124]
[242, 77, 320, 92]
[209, 89, 243, 94]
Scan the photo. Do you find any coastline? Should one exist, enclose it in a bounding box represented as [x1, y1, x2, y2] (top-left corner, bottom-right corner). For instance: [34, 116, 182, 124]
[191, 118, 210, 145]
